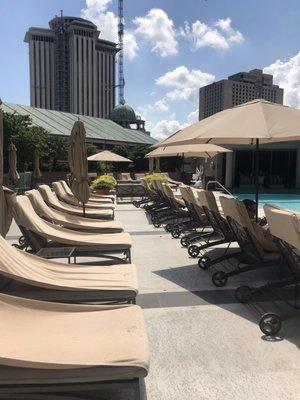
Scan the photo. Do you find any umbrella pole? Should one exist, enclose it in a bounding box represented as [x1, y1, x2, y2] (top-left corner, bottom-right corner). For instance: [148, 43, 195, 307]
[255, 139, 259, 222]
[83, 202, 86, 217]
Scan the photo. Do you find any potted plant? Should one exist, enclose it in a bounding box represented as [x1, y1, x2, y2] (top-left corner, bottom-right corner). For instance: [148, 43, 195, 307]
[144, 173, 168, 189]
[90, 174, 117, 195]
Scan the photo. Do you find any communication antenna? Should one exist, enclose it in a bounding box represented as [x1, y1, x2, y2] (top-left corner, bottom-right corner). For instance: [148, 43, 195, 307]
[118, 0, 125, 104]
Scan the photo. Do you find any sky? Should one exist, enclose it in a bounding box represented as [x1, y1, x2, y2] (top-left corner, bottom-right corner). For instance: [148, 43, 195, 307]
[1, 0, 300, 139]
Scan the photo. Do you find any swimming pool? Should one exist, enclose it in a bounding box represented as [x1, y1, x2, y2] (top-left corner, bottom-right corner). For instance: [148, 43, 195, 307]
[236, 193, 300, 212]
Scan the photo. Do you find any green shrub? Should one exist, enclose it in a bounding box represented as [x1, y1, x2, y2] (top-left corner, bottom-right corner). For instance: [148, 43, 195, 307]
[90, 174, 117, 190]
[144, 173, 168, 189]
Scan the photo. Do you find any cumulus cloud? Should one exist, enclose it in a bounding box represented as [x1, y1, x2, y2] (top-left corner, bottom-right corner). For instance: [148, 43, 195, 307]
[150, 119, 187, 140]
[156, 66, 215, 102]
[264, 52, 300, 108]
[187, 109, 199, 124]
[133, 8, 178, 57]
[81, 0, 138, 59]
[180, 17, 244, 51]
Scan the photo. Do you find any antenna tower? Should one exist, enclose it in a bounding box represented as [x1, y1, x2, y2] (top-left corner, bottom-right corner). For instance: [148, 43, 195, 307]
[118, 0, 125, 104]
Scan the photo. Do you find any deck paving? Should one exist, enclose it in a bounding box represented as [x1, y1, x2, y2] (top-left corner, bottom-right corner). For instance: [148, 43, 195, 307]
[5, 203, 300, 400]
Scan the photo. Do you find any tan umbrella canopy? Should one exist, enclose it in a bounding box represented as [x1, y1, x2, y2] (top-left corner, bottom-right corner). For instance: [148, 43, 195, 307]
[87, 150, 132, 162]
[8, 142, 20, 183]
[157, 99, 300, 219]
[146, 144, 231, 158]
[156, 99, 300, 147]
[0, 110, 13, 237]
[33, 151, 42, 180]
[68, 120, 90, 211]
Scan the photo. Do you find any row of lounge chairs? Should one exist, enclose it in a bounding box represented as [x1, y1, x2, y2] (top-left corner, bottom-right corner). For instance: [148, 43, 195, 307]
[137, 178, 299, 336]
[0, 180, 149, 398]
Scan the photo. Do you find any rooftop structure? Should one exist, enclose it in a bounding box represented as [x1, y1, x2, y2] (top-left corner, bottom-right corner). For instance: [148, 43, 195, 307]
[109, 102, 147, 132]
[199, 69, 284, 120]
[1, 102, 156, 147]
[24, 14, 118, 118]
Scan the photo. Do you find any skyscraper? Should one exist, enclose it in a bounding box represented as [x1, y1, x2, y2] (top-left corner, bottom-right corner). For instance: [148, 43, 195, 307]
[199, 69, 284, 120]
[24, 14, 118, 118]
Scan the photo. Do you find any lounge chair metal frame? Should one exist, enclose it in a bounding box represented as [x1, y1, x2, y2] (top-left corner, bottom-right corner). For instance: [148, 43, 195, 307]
[235, 236, 299, 336]
[211, 216, 282, 287]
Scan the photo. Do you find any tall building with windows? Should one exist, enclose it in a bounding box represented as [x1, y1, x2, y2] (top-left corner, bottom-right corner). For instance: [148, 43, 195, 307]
[24, 15, 118, 118]
[199, 69, 284, 120]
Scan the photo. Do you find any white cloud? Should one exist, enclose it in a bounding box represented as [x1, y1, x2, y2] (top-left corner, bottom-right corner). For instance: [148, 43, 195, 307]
[264, 52, 300, 108]
[156, 66, 215, 102]
[187, 109, 199, 124]
[154, 99, 170, 112]
[133, 8, 178, 57]
[81, 0, 138, 59]
[151, 119, 187, 140]
[180, 17, 244, 51]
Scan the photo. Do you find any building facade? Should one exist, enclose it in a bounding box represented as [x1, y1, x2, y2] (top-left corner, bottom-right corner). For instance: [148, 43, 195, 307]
[199, 69, 284, 120]
[24, 15, 118, 118]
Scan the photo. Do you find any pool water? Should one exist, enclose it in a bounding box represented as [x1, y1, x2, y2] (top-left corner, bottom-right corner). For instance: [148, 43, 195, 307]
[236, 193, 300, 212]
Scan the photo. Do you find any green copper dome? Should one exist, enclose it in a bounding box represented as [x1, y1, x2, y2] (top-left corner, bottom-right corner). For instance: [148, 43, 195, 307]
[109, 103, 137, 123]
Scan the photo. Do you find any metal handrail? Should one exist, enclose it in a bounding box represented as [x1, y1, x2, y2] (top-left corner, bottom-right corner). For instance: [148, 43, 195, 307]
[206, 180, 233, 196]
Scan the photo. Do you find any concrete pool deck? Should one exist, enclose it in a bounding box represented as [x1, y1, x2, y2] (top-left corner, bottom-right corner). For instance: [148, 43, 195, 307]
[5, 203, 300, 400]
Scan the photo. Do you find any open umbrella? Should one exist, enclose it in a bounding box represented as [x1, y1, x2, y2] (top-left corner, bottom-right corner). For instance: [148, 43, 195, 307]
[8, 142, 20, 183]
[146, 144, 231, 158]
[68, 120, 90, 215]
[157, 99, 300, 219]
[87, 150, 132, 162]
[33, 151, 42, 180]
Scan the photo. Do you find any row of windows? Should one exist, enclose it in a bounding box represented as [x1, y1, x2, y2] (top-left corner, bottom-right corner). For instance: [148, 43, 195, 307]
[73, 29, 94, 38]
[32, 35, 54, 42]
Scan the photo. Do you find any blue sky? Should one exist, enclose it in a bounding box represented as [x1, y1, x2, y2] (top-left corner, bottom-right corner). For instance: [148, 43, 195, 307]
[1, 0, 300, 139]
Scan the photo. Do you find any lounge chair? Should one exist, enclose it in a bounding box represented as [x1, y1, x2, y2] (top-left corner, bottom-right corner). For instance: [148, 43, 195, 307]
[26, 189, 123, 233]
[211, 196, 281, 287]
[134, 173, 147, 180]
[12, 195, 132, 263]
[235, 204, 300, 335]
[162, 172, 182, 186]
[0, 235, 137, 303]
[38, 185, 114, 220]
[52, 181, 115, 210]
[0, 294, 149, 399]
[60, 180, 115, 203]
[117, 172, 132, 181]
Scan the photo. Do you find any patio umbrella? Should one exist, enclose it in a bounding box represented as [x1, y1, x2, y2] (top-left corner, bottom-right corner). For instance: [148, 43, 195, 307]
[33, 151, 42, 180]
[0, 111, 13, 237]
[87, 150, 132, 162]
[146, 144, 231, 158]
[157, 99, 300, 219]
[8, 142, 20, 183]
[68, 120, 90, 215]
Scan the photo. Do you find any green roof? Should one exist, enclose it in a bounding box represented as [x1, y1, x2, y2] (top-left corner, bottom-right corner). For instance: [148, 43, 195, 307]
[1, 102, 157, 146]
[110, 103, 137, 123]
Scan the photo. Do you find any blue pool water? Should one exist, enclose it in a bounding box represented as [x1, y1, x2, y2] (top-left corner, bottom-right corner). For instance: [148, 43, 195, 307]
[236, 193, 300, 212]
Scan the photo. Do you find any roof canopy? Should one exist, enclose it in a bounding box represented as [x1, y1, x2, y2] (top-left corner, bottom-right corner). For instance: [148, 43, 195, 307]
[157, 99, 300, 147]
[146, 144, 231, 158]
[88, 150, 132, 162]
[1, 103, 156, 146]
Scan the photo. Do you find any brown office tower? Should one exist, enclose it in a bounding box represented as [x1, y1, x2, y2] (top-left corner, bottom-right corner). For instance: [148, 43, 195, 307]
[199, 69, 284, 120]
[24, 15, 118, 118]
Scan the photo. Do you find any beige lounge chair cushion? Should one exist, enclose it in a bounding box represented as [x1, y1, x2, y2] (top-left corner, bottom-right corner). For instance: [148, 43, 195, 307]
[60, 180, 115, 202]
[264, 204, 300, 250]
[53, 182, 115, 210]
[26, 190, 122, 233]
[0, 235, 137, 294]
[12, 196, 132, 250]
[0, 294, 149, 383]
[38, 185, 113, 219]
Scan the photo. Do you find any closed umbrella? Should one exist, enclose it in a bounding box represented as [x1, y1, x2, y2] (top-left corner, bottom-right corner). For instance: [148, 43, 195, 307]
[33, 151, 42, 180]
[68, 120, 90, 215]
[157, 99, 300, 219]
[149, 158, 154, 172]
[8, 142, 20, 183]
[0, 110, 13, 237]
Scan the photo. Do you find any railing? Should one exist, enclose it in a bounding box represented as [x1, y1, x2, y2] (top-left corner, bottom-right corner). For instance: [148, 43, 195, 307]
[206, 180, 233, 197]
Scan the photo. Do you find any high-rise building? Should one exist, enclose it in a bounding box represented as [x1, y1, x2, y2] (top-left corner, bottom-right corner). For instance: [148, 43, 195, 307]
[199, 69, 284, 120]
[24, 14, 118, 118]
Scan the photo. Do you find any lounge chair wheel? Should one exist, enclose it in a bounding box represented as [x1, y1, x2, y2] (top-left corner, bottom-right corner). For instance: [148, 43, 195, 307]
[188, 245, 200, 258]
[180, 237, 189, 247]
[259, 313, 282, 336]
[165, 223, 172, 232]
[198, 256, 211, 270]
[212, 271, 227, 287]
[235, 285, 251, 303]
[153, 219, 161, 228]
[171, 229, 180, 239]
[19, 236, 26, 246]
